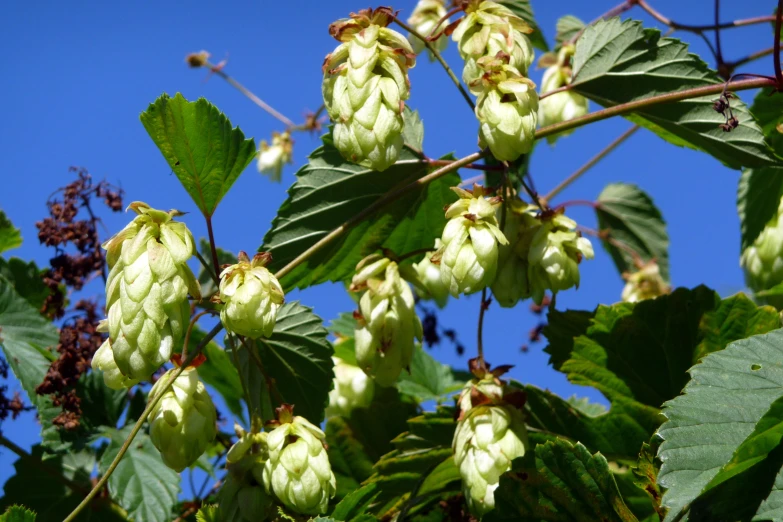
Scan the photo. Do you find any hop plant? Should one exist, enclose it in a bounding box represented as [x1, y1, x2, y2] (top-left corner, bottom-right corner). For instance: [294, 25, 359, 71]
[407, 0, 449, 60]
[263, 405, 337, 515]
[351, 255, 423, 386]
[473, 54, 538, 161]
[742, 196, 783, 306]
[92, 335, 140, 390]
[452, 0, 535, 88]
[149, 365, 217, 472]
[622, 261, 671, 303]
[257, 131, 293, 182]
[218, 251, 284, 339]
[322, 7, 416, 172]
[412, 239, 450, 308]
[436, 185, 508, 296]
[218, 427, 273, 522]
[528, 209, 594, 305]
[326, 357, 375, 418]
[537, 45, 589, 143]
[490, 199, 539, 307]
[453, 360, 527, 517]
[97, 202, 201, 384]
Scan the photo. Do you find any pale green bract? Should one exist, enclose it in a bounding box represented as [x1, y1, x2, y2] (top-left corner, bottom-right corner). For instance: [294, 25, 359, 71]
[149, 366, 217, 472]
[218, 251, 284, 339]
[322, 7, 416, 172]
[257, 130, 293, 182]
[326, 356, 375, 418]
[741, 195, 783, 307]
[538, 45, 588, 144]
[94, 202, 201, 387]
[412, 239, 450, 308]
[407, 0, 449, 61]
[490, 199, 539, 307]
[352, 256, 423, 386]
[262, 409, 337, 515]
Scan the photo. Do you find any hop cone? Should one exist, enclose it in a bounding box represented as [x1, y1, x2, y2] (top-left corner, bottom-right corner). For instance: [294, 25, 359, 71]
[351, 256, 423, 386]
[436, 185, 508, 296]
[257, 131, 293, 182]
[412, 239, 450, 308]
[97, 202, 201, 385]
[326, 357, 375, 418]
[92, 337, 139, 389]
[322, 7, 416, 172]
[622, 261, 670, 303]
[528, 210, 594, 305]
[407, 0, 449, 60]
[742, 196, 783, 307]
[218, 428, 273, 522]
[490, 199, 539, 307]
[262, 405, 336, 515]
[538, 45, 588, 143]
[453, 361, 527, 517]
[474, 54, 538, 161]
[452, 0, 535, 87]
[149, 366, 217, 472]
[218, 251, 284, 339]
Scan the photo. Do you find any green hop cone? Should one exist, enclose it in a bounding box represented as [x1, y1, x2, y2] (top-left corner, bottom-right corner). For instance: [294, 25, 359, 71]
[92, 337, 140, 390]
[742, 196, 783, 306]
[453, 360, 527, 517]
[98, 202, 201, 384]
[452, 0, 535, 88]
[322, 7, 416, 172]
[218, 251, 285, 339]
[262, 405, 337, 515]
[149, 365, 217, 472]
[412, 239, 450, 308]
[437, 185, 508, 296]
[621, 261, 670, 303]
[407, 0, 449, 60]
[326, 356, 375, 418]
[490, 199, 539, 307]
[537, 45, 588, 143]
[257, 131, 293, 182]
[351, 255, 423, 386]
[474, 54, 538, 161]
[528, 210, 594, 305]
[218, 427, 273, 522]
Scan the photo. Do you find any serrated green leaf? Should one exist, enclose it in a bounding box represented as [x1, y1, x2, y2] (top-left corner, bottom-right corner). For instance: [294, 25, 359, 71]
[657, 329, 783, 521]
[195, 505, 219, 522]
[555, 15, 585, 48]
[187, 325, 244, 419]
[140, 93, 256, 217]
[488, 439, 638, 522]
[332, 482, 381, 521]
[396, 346, 462, 402]
[596, 183, 670, 282]
[0, 210, 22, 254]
[260, 129, 459, 292]
[238, 301, 334, 425]
[0, 506, 37, 522]
[0, 258, 54, 313]
[99, 426, 180, 522]
[402, 107, 424, 152]
[570, 19, 779, 169]
[630, 441, 664, 521]
[496, 0, 549, 51]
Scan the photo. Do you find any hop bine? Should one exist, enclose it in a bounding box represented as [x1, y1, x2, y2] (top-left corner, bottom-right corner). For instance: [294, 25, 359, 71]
[257, 131, 293, 182]
[351, 255, 423, 386]
[537, 44, 589, 144]
[93, 202, 201, 387]
[453, 359, 527, 517]
[322, 7, 416, 172]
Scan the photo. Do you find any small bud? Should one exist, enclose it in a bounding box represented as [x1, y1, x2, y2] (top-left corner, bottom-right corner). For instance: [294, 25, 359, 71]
[257, 131, 293, 182]
[538, 45, 589, 144]
[621, 261, 670, 303]
[412, 239, 450, 308]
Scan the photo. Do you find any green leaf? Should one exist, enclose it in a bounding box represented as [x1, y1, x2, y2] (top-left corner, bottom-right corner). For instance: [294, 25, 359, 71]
[630, 441, 665, 521]
[402, 107, 424, 151]
[496, 0, 549, 51]
[326, 416, 377, 501]
[139, 93, 256, 217]
[99, 426, 180, 522]
[596, 183, 670, 282]
[260, 131, 460, 292]
[396, 346, 462, 402]
[188, 325, 244, 419]
[555, 15, 585, 48]
[0, 210, 22, 254]
[195, 505, 219, 522]
[238, 301, 334, 425]
[332, 483, 382, 522]
[329, 313, 358, 365]
[570, 18, 779, 169]
[0, 506, 37, 522]
[488, 439, 639, 522]
[0, 258, 53, 312]
[657, 329, 783, 521]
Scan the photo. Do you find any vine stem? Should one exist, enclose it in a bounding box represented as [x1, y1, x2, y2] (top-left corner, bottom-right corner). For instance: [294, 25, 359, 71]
[775, 0, 783, 86]
[543, 125, 640, 203]
[391, 15, 475, 111]
[62, 322, 224, 522]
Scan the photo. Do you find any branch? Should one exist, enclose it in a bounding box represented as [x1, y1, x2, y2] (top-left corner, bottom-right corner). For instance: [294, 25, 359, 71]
[543, 126, 640, 203]
[726, 46, 775, 71]
[636, 1, 776, 33]
[391, 15, 475, 111]
[62, 322, 224, 522]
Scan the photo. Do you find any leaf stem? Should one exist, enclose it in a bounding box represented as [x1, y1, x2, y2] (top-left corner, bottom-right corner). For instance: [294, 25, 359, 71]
[195, 249, 219, 288]
[205, 215, 221, 282]
[543, 125, 640, 203]
[62, 322, 224, 522]
[391, 16, 475, 111]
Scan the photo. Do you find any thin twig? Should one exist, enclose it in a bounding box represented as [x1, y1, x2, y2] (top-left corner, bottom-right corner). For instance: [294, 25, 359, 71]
[62, 322, 224, 522]
[195, 249, 219, 287]
[636, 1, 775, 32]
[477, 289, 489, 363]
[391, 15, 475, 110]
[543, 126, 640, 203]
[726, 46, 775, 71]
[426, 159, 502, 171]
[182, 310, 213, 361]
[459, 174, 487, 188]
[205, 216, 221, 283]
[519, 175, 544, 211]
[714, 0, 723, 64]
[776, 0, 783, 86]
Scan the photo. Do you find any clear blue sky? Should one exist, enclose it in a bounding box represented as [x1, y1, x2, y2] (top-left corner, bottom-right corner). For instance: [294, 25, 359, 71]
[0, 0, 774, 497]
